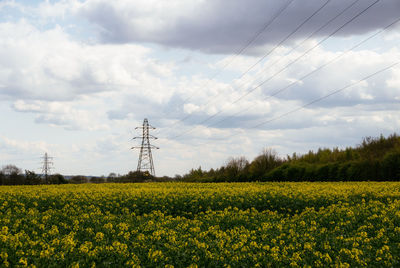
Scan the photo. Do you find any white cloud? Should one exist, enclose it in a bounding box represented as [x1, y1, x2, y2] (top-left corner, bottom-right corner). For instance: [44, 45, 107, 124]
[36, 0, 82, 19]
[0, 20, 169, 102]
[183, 103, 200, 114]
[0, 135, 51, 153]
[386, 66, 400, 91]
[12, 99, 110, 131]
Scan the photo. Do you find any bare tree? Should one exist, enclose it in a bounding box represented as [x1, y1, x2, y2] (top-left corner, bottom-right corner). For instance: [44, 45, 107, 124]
[2, 165, 22, 176]
[224, 156, 249, 180]
[249, 148, 282, 178]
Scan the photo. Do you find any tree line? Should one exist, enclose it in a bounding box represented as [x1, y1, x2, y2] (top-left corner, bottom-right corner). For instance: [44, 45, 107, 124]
[0, 166, 170, 185]
[1, 133, 399, 185]
[0, 165, 68, 185]
[179, 133, 400, 182]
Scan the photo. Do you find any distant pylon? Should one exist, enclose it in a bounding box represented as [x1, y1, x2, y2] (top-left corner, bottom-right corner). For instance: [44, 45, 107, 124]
[132, 118, 159, 176]
[41, 152, 53, 183]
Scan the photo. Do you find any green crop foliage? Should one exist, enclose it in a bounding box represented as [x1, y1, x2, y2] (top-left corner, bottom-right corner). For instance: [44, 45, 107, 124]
[0, 182, 399, 267]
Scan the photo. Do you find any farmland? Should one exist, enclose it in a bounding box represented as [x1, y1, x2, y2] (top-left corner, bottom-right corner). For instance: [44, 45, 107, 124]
[0, 182, 400, 267]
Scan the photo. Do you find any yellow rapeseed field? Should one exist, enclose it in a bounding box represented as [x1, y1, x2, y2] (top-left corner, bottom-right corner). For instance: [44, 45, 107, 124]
[0, 182, 399, 267]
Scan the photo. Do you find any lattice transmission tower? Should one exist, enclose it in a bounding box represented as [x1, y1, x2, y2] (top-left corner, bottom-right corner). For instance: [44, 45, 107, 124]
[132, 118, 159, 176]
[41, 152, 53, 183]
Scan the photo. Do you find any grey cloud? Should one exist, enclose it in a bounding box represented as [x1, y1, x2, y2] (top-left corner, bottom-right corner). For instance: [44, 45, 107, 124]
[79, 0, 400, 54]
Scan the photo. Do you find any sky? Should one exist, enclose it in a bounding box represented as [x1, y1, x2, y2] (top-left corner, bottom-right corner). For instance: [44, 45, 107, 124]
[0, 0, 399, 177]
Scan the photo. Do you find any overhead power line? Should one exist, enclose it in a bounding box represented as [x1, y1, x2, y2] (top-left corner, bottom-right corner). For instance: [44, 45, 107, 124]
[227, 0, 361, 98]
[166, 0, 380, 140]
[227, 0, 332, 86]
[208, 14, 400, 129]
[192, 61, 399, 147]
[251, 62, 399, 129]
[163, 0, 357, 139]
[165, 0, 296, 128]
[165, 0, 333, 139]
[167, 0, 330, 131]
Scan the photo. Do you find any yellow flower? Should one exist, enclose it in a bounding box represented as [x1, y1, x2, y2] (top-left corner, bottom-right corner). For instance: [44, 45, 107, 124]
[95, 232, 104, 242]
[1, 226, 8, 234]
[18, 257, 28, 266]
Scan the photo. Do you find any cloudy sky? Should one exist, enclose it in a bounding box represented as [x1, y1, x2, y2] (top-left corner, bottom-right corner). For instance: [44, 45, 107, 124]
[0, 0, 399, 177]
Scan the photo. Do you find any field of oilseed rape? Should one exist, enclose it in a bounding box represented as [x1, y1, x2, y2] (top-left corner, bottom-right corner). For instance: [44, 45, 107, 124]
[0, 183, 400, 267]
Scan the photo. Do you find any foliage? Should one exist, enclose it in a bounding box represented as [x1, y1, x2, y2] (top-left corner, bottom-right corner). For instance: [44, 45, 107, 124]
[0, 165, 24, 185]
[1, 165, 22, 176]
[180, 133, 400, 182]
[0, 182, 399, 266]
[24, 170, 42, 185]
[69, 175, 87, 184]
[89, 177, 106, 184]
[107, 171, 156, 183]
[249, 148, 282, 180]
[48, 174, 68, 185]
[0, 166, 67, 185]
[381, 150, 400, 180]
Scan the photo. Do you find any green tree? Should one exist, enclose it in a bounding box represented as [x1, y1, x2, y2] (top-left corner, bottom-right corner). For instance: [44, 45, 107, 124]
[70, 175, 87, 184]
[25, 170, 42, 185]
[49, 174, 68, 184]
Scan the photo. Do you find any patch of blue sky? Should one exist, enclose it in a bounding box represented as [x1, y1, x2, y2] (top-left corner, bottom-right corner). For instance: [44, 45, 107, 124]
[321, 31, 397, 53]
[57, 18, 98, 43]
[10, 0, 41, 6]
[0, 1, 95, 43]
[0, 4, 28, 23]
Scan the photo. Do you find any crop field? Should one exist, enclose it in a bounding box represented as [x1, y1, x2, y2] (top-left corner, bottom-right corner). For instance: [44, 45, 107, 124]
[0, 182, 400, 267]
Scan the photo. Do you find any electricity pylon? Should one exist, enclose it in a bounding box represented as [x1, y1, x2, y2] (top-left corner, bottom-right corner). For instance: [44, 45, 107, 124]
[132, 118, 159, 176]
[41, 152, 53, 183]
